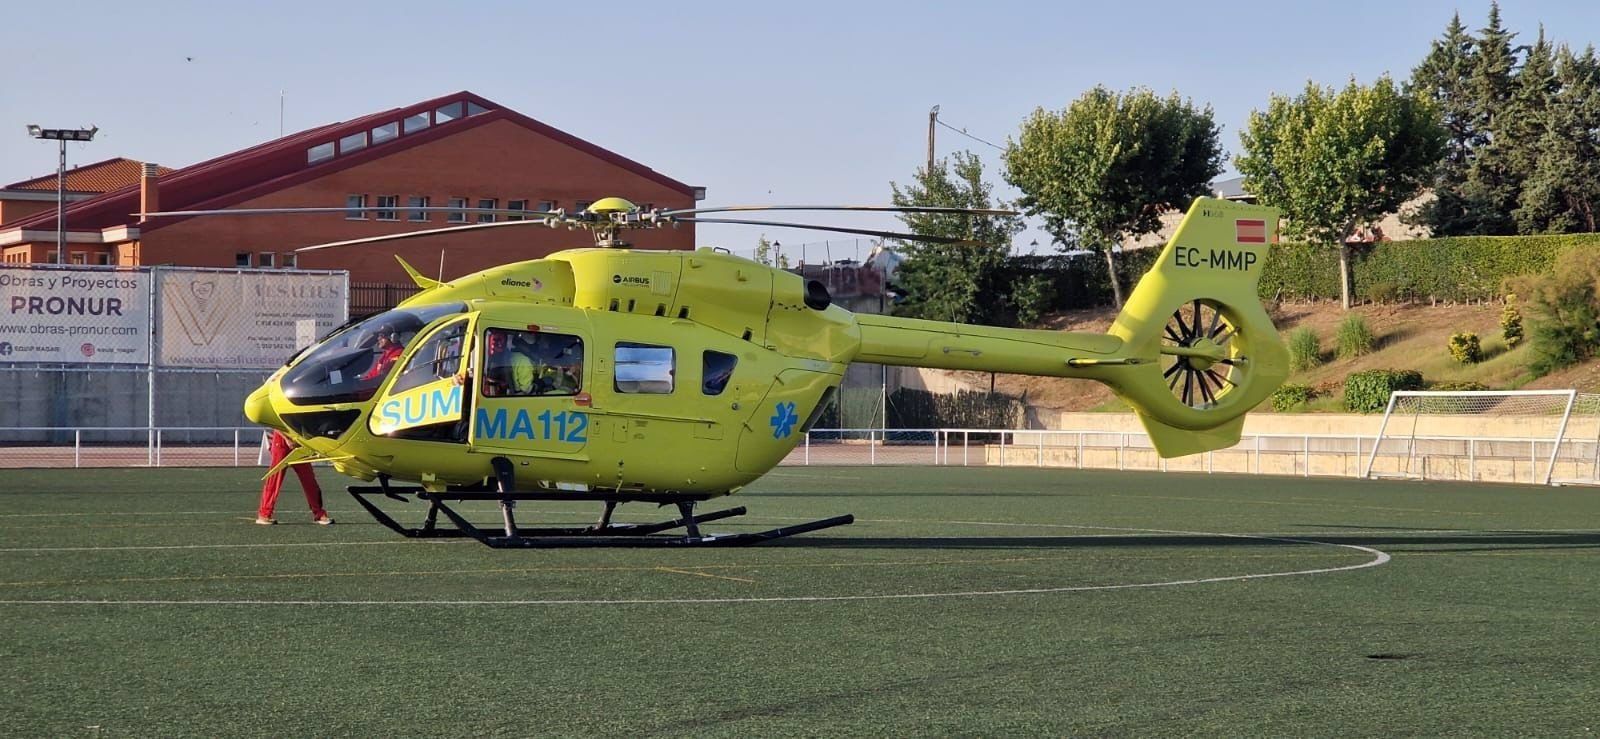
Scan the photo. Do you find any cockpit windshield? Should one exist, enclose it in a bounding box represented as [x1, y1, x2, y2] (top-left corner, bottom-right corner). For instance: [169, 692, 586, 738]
[280, 302, 466, 405]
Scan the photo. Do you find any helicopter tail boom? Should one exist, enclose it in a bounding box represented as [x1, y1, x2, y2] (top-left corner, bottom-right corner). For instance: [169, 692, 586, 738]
[852, 197, 1288, 458]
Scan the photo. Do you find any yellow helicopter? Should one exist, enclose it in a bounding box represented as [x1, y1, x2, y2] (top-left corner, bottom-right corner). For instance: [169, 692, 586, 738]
[147, 196, 1288, 547]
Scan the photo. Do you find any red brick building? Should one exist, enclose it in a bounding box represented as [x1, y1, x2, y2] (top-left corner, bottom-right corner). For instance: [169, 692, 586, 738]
[0, 91, 702, 285]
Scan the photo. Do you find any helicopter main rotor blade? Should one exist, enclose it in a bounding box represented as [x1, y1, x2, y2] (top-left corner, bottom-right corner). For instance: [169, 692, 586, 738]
[294, 219, 551, 252]
[137, 206, 563, 219]
[674, 217, 985, 245]
[663, 204, 1017, 217]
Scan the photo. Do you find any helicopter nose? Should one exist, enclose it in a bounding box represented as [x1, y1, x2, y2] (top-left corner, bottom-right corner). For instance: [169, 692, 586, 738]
[244, 383, 283, 430]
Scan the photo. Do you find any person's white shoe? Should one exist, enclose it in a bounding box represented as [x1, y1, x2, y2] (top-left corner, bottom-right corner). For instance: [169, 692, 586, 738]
[314, 516, 335, 526]
[254, 516, 277, 525]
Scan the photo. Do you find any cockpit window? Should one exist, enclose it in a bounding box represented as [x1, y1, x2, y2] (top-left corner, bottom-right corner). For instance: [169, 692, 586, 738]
[280, 302, 465, 405]
[390, 318, 468, 394]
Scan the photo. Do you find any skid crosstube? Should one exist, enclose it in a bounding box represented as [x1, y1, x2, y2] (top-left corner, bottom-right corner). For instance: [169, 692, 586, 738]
[346, 484, 853, 548]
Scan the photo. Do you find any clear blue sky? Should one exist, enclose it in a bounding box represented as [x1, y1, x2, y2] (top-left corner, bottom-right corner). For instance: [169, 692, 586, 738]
[4, 0, 1596, 261]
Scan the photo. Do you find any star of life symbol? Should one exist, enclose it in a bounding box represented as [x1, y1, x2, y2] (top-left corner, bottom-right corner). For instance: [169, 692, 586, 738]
[769, 401, 799, 439]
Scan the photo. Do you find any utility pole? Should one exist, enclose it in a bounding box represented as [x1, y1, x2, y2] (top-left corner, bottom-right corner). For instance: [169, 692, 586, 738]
[927, 105, 939, 173]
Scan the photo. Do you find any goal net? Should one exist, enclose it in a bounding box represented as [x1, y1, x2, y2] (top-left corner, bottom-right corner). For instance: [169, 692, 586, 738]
[1362, 390, 1600, 485]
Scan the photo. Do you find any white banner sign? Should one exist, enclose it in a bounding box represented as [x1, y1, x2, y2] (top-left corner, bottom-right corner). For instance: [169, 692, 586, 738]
[156, 270, 346, 368]
[0, 266, 149, 364]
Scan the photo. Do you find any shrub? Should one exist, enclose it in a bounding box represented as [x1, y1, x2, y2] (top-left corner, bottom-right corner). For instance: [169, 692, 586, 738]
[1431, 380, 1490, 391]
[1009, 273, 1055, 326]
[1343, 369, 1424, 413]
[1287, 328, 1322, 372]
[1368, 280, 1400, 303]
[1270, 383, 1315, 412]
[1448, 332, 1483, 363]
[1500, 295, 1524, 347]
[1335, 314, 1375, 359]
[1505, 248, 1600, 377]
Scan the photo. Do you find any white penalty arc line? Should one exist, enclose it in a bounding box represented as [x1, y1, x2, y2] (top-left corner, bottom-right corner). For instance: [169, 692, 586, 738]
[0, 525, 1391, 606]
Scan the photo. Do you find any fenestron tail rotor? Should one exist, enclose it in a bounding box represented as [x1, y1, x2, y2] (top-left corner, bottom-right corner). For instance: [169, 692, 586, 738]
[1158, 299, 1239, 409]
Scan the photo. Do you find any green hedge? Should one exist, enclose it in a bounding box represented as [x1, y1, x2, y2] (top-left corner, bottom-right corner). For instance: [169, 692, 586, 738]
[1258, 234, 1600, 303]
[1343, 369, 1425, 413]
[885, 388, 1022, 429]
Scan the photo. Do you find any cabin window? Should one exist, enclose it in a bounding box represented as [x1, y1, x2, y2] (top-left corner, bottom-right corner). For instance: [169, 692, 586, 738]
[390, 319, 467, 394]
[615, 342, 674, 394]
[702, 351, 737, 396]
[480, 328, 584, 398]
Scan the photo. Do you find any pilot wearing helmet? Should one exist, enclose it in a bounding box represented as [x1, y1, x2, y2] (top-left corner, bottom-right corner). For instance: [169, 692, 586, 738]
[360, 332, 405, 381]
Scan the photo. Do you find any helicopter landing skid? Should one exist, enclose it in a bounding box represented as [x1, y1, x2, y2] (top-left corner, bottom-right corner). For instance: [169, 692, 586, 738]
[346, 484, 854, 548]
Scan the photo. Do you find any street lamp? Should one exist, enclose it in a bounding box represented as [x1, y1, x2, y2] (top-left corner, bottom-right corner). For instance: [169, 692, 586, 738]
[26, 125, 98, 265]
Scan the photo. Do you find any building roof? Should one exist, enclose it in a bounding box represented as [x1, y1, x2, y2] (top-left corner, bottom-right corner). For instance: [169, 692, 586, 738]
[3, 157, 174, 194]
[2, 91, 701, 235]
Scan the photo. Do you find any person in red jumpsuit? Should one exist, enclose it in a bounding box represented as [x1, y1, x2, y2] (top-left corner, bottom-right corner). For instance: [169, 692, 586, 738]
[256, 430, 333, 525]
[360, 333, 404, 381]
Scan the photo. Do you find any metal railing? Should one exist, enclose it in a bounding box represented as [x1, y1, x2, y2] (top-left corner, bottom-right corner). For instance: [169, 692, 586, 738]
[794, 428, 1600, 486]
[3, 424, 1596, 486]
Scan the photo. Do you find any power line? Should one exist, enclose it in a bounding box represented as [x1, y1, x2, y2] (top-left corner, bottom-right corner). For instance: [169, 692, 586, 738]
[935, 118, 1005, 151]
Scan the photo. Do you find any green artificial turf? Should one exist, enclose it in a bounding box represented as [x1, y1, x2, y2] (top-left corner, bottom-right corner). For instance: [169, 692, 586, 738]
[1, 466, 1597, 736]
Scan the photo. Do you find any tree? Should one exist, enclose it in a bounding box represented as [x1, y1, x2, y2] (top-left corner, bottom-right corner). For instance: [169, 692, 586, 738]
[1235, 76, 1446, 309]
[888, 151, 1023, 324]
[1517, 45, 1600, 233]
[1004, 87, 1222, 308]
[1460, 2, 1523, 235]
[1407, 12, 1482, 235]
[753, 235, 775, 266]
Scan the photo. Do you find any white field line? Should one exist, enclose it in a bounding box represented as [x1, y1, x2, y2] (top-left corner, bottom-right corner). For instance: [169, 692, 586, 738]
[0, 523, 1392, 606]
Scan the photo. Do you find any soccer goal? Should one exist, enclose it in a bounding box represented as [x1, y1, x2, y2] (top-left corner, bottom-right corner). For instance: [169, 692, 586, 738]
[1362, 390, 1600, 485]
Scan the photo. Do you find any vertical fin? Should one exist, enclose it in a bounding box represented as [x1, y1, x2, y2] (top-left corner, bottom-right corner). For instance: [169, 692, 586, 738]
[396, 256, 444, 290]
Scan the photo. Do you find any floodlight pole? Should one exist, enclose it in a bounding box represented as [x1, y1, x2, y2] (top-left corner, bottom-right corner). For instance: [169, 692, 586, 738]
[54, 138, 65, 264]
[26, 125, 98, 265]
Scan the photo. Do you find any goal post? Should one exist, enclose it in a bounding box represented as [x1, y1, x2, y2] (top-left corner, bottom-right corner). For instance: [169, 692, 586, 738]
[1363, 390, 1589, 485]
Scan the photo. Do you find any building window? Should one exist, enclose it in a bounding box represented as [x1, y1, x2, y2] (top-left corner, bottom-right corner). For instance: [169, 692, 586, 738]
[70, 252, 87, 265]
[307, 142, 334, 164]
[537, 200, 556, 212]
[447, 197, 468, 223]
[466, 101, 489, 116]
[615, 343, 674, 394]
[481, 328, 584, 397]
[45, 251, 59, 263]
[403, 112, 430, 134]
[236, 252, 251, 267]
[257, 252, 276, 268]
[575, 200, 593, 213]
[435, 102, 464, 123]
[346, 194, 367, 220]
[95, 253, 112, 265]
[507, 199, 528, 221]
[376, 195, 399, 221]
[477, 198, 497, 223]
[408, 196, 430, 222]
[371, 121, 399, 145]
[282, 252, 298, 269]
[338, 131, 367, 154]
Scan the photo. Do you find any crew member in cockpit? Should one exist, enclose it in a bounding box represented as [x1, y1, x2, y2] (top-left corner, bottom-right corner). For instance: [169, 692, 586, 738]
[360, 333, 404, 381]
